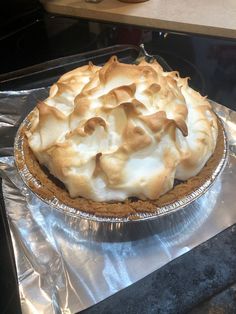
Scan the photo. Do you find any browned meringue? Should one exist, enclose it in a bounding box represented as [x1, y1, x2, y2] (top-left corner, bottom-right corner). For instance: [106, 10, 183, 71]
[26, 56, 218, 202]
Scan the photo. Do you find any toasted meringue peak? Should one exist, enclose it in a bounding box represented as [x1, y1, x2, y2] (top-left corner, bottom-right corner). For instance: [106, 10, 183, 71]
[26, 56, 218, 202]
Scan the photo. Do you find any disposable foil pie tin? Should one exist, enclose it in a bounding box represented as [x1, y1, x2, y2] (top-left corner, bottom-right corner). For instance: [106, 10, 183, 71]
[14, 109, 228, 230]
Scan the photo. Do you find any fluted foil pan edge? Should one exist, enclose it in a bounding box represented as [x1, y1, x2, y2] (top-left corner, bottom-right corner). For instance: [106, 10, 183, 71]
[14, 110, 228, 223]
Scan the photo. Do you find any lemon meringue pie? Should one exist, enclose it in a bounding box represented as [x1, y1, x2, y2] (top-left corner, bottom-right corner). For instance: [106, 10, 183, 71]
[21, 56, 223, 217]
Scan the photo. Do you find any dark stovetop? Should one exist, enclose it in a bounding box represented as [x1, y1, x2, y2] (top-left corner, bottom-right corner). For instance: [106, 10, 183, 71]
[1, 8, 236, 314]
[82, 226, 236, 314]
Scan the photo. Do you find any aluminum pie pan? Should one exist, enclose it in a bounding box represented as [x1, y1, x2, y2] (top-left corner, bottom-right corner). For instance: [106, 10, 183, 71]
[14, 110, 228, 223]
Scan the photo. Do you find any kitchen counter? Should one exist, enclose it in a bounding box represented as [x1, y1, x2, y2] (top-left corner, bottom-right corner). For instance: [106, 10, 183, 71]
[41, 0, 236, 39]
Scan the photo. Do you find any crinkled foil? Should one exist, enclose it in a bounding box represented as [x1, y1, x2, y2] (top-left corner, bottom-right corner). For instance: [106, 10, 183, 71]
[0, 90, 236, 314]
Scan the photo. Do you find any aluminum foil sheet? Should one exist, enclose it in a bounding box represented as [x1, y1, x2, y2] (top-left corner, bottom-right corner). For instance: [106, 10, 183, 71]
[0, 89, 236, 314]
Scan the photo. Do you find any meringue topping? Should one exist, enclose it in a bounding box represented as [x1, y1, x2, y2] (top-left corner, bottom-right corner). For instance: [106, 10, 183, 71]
[26, 56, 218, 202]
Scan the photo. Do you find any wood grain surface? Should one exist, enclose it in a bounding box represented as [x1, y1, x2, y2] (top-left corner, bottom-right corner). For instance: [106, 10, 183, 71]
[41, 0, 236, 38]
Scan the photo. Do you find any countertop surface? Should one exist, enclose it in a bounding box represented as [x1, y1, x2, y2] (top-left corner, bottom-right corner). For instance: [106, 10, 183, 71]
[41, 0, 236, 39]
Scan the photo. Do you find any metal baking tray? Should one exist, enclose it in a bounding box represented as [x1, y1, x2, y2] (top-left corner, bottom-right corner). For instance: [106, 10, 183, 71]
[0, 44, 171, 91]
